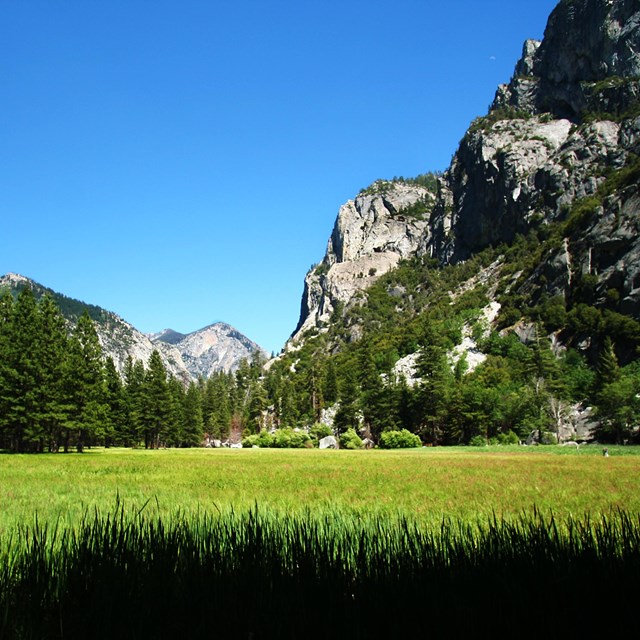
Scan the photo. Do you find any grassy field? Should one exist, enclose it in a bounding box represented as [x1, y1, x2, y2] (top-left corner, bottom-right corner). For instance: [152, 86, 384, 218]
[2, 444, 639, 532]
[2, 445, 640, 637]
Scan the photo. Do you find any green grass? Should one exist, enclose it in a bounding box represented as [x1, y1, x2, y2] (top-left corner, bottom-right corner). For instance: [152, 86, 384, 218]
[2, 446, 639, 637]
[1, 445, 639, 533]
[2, 503, 639, 638]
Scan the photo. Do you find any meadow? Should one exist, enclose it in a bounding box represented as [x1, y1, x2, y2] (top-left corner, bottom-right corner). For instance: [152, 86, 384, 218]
[1, 444, 639, 532]
[2, 446, 640, 638]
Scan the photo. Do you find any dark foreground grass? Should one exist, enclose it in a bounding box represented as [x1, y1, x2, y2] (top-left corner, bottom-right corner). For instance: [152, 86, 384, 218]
[1, 505, 639, 639]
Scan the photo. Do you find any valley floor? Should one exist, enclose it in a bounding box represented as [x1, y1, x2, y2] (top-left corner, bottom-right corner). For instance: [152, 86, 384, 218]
[1, 444, 638, 532]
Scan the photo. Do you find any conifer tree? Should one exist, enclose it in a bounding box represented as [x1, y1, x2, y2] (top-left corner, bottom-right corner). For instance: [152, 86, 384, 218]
[0, 287, 40, 452]
[123, 357, 146, 446]
[333, 363, 360, 434]
[33, 295, 69, 451]
[141, 350, 171, 449]
[63, 311, 106, 452]
[182, 382, 204, 447]
[0, 291, 13, 450]
[595, 336, 621, 392]
[166, 376, 187, 447]
[205, 373, 232, 441]
[102, 357, 126, 446]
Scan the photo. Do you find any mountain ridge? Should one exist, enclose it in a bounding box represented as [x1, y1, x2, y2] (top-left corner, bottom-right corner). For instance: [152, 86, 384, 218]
[0, 273, 265, 380]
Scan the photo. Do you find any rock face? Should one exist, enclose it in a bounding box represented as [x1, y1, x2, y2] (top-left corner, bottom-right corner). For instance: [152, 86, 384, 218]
[0, 273, 264, 381]
[152, 323, 267, 377]
[291, 181, 434, 342]
[289, 0, 640, 345]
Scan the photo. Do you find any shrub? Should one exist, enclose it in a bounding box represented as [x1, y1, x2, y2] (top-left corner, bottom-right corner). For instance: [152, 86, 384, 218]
[469, 435, 488, 447]
[339, 428, 363, 450]
[310, 423, 333, 444]
[242, 431, 275, 448]
[495, 430, 520, 445]
[272, 428, 311, 449]
[379, 429, 422, 449]
[540, 431, 559, 445]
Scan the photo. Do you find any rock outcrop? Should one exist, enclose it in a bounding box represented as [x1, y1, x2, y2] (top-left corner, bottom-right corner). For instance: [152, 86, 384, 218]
[291, 181, 434, 342]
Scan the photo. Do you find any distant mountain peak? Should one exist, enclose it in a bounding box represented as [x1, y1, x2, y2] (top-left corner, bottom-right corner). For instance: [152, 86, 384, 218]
[148, 328, 186, 345]
[150, 321, 266, 376]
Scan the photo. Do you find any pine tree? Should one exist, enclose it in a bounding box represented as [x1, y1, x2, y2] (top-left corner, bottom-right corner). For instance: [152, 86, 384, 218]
[123, 357, 146, 446]
[140, 350, 171, 449]
[333, 363, 360, 434]
[595, 336, 621, 392]
[414, 337, 453, 445]
[33, 295, 69, 451]
[182, 382, 204, 447]
[63, 311, 106, 452]
[102, 357, 126, 446]
[0, 291, 13, 450]
[163, 376, 185, 447]
[205, 373, 232, 441]
[0, 287, 40, 452]
[322, 359, 339, 405]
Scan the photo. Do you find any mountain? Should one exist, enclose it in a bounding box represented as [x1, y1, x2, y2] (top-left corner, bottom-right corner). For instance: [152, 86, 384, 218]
[290, 0, 640, 351]
[271, 0, 640, 445]
[0, 273, 264, 380]
[151, 323, 267, 377]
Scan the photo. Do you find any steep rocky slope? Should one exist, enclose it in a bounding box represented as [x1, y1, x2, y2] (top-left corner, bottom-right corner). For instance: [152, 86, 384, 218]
[292, 180, 436, 341]
[290, 0, 640, 348]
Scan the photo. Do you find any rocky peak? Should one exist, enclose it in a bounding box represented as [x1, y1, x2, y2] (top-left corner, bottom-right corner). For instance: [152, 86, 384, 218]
[494, 0, 640, 119]
[0, 273, 192, 382]
[290, 180, 435, 343]
[288, 0, 640, 348]
[152, 322, 266, 377]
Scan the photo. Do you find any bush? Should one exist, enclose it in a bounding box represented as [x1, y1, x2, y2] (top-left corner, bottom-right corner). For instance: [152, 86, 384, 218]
[490, 430, 520, 445]
[272, 428, 311, 449]
[469, 435, 487, 447]
[242, 431, 275, 448]
[310, 423, 333, 444]
[379, 429, 422, 449]
[540, 431, 559, 445]
[339, 428, 363, 450]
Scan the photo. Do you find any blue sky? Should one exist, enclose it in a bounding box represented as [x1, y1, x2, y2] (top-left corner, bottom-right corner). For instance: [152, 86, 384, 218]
[1, 0, 559, 354]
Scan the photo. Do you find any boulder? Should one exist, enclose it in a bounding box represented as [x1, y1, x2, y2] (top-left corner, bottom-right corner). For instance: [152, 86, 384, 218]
[319, 435, 338, 450]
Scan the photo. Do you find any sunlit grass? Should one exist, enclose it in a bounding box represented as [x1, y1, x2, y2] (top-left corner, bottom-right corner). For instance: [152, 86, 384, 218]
[1, 445, 639, 533]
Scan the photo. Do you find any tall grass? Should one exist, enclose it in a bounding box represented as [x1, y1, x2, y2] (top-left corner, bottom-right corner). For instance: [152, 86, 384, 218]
[1, 504, 639, 638]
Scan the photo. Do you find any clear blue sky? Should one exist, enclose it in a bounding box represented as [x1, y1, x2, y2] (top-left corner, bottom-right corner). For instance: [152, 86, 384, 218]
[1, 0, 559, 354]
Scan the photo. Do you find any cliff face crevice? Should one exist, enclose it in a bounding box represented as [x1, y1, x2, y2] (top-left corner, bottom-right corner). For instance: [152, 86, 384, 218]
[290, 0, 640, 347]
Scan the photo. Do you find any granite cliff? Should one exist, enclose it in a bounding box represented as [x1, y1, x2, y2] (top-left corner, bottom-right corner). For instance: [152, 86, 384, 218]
[290, 0, 640, 348]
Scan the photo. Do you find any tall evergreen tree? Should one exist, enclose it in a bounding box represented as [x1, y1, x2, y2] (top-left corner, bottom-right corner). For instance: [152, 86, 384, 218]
[333, 362, 360, 434]
[123, 357, 146, 446]
[205, 373, 232, 441]
[33, 295, 69, 451]
[141, 350, 171, 449]
[182, 382, 204, 447]
[63, 311, 106, 452]
[0, 287, 40, 452]
[102, 357, 126, 446]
